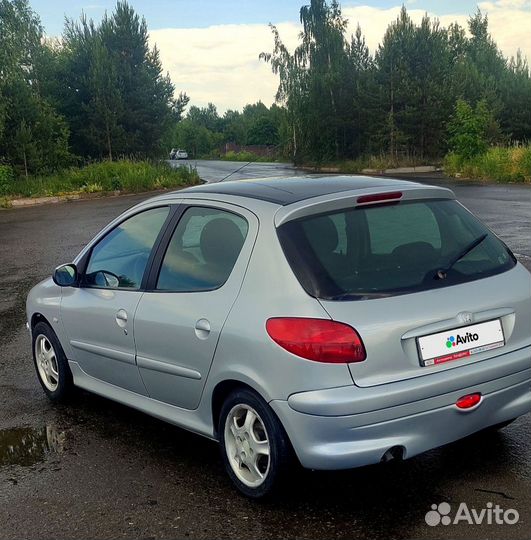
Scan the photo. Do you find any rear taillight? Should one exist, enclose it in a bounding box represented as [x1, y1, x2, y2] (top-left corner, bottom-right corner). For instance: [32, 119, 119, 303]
[265, 318, 366, 363]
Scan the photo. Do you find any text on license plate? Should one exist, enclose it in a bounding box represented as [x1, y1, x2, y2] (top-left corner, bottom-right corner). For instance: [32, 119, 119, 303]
[417, 319, 505, 367]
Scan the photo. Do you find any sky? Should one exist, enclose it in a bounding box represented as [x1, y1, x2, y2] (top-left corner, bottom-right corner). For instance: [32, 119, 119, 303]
[33, 0, 531, 112]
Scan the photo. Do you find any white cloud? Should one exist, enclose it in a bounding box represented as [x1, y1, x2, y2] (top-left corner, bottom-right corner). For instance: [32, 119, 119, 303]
[340, 5, 530, 60]
[480, 0, 530, 8]
[149, 3, 531, 112]
[476, 0, 531, 60]
[341, 6, 467, 52]
[150, 22, 299, 112]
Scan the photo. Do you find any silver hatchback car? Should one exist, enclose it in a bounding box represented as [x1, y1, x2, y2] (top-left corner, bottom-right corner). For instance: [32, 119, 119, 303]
[27, 176, 531, 497]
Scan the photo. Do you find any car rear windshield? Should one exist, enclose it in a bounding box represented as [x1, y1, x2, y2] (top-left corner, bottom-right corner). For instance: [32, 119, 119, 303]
[277, 199, 516, 301]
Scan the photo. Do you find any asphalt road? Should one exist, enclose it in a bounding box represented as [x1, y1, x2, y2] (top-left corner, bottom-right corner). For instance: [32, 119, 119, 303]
[0, 162, 530, 540]
[168, 158, 304, 183]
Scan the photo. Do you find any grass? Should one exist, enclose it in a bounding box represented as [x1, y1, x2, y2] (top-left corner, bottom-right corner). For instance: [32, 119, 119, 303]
[302, 154, 436, 173]
[220, 150, 283, 163]
[0, 160, 201, 199]
[444, 145, 531, 183]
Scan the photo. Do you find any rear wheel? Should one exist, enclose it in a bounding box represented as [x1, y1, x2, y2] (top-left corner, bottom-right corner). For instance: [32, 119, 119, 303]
[219, 388, 292, 498]
[32, 322, 74, 402]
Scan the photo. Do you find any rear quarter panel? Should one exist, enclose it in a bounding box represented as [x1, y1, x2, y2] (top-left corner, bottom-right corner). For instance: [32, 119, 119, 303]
[203, 209, 354, 403]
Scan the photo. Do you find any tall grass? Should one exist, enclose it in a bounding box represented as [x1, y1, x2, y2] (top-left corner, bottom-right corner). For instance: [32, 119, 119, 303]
[221, 150, 281, 163]
[301, 154, 432, 173]
[444, 146, 531, 183]
[339, 155, 421, 173]
[2, 160, 200, 198]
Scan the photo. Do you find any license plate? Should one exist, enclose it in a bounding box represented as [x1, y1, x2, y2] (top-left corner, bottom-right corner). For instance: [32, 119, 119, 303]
[417, 319, 505, 367]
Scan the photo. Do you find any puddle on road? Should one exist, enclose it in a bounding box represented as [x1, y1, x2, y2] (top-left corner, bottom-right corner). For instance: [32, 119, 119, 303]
[0, 425, 65, 467]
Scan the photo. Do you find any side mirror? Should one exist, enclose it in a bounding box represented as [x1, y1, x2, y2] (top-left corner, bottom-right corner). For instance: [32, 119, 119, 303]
[53, 264, 78, 287]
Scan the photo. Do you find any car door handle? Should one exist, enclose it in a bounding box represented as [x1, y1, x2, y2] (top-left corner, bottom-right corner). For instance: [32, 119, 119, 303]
[195, 318, 211, 339]
[115, 309, 128, 328]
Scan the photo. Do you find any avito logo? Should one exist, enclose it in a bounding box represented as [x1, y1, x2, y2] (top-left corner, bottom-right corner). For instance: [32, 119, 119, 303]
[446, 332, 480, 348]
[425, 502, 520, 526]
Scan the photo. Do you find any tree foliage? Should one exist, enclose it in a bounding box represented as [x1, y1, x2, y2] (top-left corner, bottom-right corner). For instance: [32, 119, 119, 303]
[1, 0, 530, 174]
[57, 1, 178, 160]
[0, 0, 184, 174]
[261, 2, 531, 163]
[447, 99, 500, 159]
[0, 0, 70, 174]
[164, 101, 283, 158]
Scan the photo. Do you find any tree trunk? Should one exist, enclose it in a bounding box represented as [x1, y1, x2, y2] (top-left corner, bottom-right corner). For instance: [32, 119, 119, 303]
[420, 95, 426, 159]
[292, 121, 298, 162]
[23, 148, 28, 178]
[105, 118, 113, 161]
[389, 59, 396, 158]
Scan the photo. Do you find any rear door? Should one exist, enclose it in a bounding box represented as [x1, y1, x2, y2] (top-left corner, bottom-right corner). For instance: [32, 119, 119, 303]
[277, 193, 530, 387]
[133, 201, 258, 409]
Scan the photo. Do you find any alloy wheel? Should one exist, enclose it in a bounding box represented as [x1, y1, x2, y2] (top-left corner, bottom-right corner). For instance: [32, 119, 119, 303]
[35, 334, 59, 392]
[224, 404, 271, 487]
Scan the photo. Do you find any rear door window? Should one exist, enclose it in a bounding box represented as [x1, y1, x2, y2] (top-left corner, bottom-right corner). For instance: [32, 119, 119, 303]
[156, 207, 248, 291]
[278, 199, 515, 300]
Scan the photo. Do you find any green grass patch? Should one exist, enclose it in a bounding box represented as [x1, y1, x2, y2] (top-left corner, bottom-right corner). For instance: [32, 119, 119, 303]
[302, 155, 434, 173]
[220, 150, 281, 163]
[1, 160, 201, 199]
[444, 146, 531, 183]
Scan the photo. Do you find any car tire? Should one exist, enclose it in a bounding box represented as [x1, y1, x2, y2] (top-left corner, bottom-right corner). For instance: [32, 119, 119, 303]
[219, 388, 293, 498]
[32, 321, 74, 403]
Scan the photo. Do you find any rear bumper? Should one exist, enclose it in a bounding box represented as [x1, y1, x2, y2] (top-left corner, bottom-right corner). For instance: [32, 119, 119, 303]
[270, 346, 531, 470]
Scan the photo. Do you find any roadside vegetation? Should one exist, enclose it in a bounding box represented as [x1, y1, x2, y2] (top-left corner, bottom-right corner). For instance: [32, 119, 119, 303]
[169, 1, 531, 180]
[166, 103, 284, 160]
[258, 1, 530, 180]
[443, 99, 531, 182]
[0, 160, 199, 200]
[1, 0, 529, 194]
[0, 1, 183, 173]
[220, 151, 284, 163]
[300, 154, 434, 173]
[445, 146, 531, 183]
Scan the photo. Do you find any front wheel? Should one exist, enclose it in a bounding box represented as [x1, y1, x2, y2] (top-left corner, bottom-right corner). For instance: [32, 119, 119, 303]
[219, 388, 293, 498]
[32, 321, 74, 402]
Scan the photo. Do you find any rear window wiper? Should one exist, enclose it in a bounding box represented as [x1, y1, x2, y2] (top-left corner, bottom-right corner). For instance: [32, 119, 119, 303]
[434, 233, 488, 280]
[327, 291, 393, 301]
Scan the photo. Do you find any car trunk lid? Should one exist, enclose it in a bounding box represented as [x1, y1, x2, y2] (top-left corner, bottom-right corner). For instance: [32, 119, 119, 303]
[319, 264, 531, 387]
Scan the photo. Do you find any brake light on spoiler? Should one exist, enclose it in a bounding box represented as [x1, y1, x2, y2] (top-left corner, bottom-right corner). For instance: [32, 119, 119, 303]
[357, 191, 403, 205]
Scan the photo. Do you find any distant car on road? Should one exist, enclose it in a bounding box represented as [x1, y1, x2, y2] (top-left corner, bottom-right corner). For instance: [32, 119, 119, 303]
[26, 176, 531, 498]
[170, 148, 188, 160]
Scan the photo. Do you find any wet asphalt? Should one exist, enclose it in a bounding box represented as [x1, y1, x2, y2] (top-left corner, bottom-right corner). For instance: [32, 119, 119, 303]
[0, 163, 530, 540]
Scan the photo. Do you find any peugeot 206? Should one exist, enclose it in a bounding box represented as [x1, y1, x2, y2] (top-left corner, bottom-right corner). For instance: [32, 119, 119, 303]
[27, 176, 531, 497]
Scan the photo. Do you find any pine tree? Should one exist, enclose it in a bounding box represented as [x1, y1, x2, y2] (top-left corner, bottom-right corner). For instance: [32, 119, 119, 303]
[59, 1, 177, 159]
[0, 0, 71, 173]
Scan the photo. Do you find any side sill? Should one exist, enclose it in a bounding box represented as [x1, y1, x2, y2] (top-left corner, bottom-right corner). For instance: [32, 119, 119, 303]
[69, 361, 215, 440]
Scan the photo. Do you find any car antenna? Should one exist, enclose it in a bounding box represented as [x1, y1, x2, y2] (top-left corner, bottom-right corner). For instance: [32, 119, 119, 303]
[218, 159, 256, 183]
[217, 143, 282, 183]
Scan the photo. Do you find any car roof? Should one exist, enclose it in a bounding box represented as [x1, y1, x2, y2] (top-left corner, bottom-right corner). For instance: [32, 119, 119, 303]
[177, 175, 420, 206]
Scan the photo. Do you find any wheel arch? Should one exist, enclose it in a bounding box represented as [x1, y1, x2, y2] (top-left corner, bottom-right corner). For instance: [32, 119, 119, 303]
[211, 378, 282, 439]
[31, 312, 52, 332]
